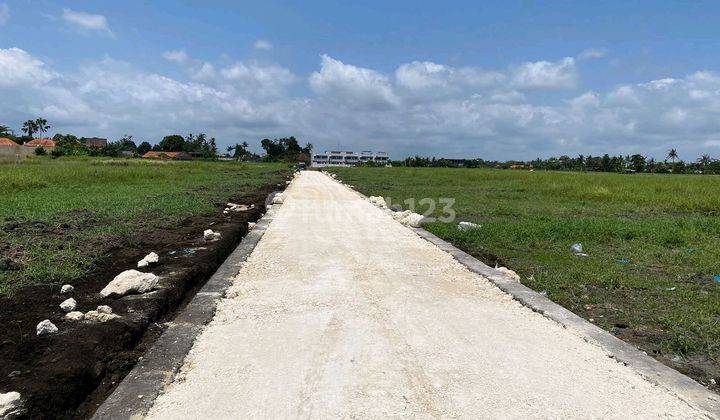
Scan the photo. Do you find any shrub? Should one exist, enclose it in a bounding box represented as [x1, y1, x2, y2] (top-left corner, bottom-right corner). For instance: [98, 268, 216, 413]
[34, 146, 46, 156]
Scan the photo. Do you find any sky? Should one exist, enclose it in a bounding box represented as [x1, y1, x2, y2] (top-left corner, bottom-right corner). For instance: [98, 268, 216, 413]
[2, 1, 720, 160]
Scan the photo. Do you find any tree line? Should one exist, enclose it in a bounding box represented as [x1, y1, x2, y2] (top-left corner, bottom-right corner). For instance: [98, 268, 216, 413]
[398, 149, 720, 174]
[1, 118, 312, 162]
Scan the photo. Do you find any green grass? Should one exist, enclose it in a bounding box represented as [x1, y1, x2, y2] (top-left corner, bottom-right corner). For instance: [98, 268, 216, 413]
[0, 157, 290, 296]
[330, 167, 720, 366]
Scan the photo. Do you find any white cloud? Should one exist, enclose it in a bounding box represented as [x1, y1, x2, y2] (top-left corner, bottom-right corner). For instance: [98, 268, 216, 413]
[61, 9, 113, 37]
[192, 62, 216, 80]
[219, 61, 296, 98]
[511, 57, 577, 90]
[5, 47, 720, 160]
[0, 3, 9, 26]
[253, 39, 273, 51]
[0, 47, 56, 86]
[310, 54, 400, 109]
[163, 50, 189, 64]
[578, 48, 609, 60]
[395, 61, 505, 99]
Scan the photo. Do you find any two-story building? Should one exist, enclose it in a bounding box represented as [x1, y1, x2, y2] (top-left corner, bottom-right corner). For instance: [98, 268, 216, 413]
[311, 150, 389, 167]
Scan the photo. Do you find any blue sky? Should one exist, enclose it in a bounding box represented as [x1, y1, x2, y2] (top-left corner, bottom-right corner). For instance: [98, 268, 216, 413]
[3, 1, 720, 160]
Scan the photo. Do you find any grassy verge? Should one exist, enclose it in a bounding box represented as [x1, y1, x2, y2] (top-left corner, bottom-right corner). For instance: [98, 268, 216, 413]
[0, 157, 290, 296]
[329, 167, 720, 384]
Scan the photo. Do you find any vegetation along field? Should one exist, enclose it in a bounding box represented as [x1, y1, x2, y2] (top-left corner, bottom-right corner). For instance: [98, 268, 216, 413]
[329, 167, 720, 389]
[0, 158, 289, 296]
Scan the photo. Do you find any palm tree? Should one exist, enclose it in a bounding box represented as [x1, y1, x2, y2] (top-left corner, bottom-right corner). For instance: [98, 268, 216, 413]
[34, 118, 50, 138]
[21, 120, 38, 138]
[667, 148, 678, 163]
[0, 125, 12, 137]
[698, 154, 712, 167]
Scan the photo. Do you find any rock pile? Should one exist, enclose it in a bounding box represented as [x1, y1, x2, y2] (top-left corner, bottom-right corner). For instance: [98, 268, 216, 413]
[85, 305, 119, 322]
[203, 229, 221, 241]
[369, 196, 387, 208]
[137, 252, 159, 268]
[391, 209, 425, 228]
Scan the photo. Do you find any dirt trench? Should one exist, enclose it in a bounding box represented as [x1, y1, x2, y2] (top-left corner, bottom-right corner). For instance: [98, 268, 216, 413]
[0, 184, 282, 419]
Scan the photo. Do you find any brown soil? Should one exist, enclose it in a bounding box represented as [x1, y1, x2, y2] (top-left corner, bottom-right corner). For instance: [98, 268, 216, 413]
[0, 184, 281, 419]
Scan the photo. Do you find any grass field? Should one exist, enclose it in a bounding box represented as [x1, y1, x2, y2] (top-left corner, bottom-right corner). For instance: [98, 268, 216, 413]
[329, 167, 720, 383]
[0, 157, 290, 296]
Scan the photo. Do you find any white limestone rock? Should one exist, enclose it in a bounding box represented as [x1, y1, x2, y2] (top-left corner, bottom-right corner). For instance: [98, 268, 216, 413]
[0, 391, 23, 419]
[272, 194, 284, 204]
[59, 298, 77, 313]
[392, 210, 411, 221]
[144, 252, 159, 264]
[100, 269, 159, 298]
[227, 203, 250, 212]
[369, 196, 387, 208]
[248, 222, 256, 229]
[495, 266, 521, 281]
[85, 309, 119, 323]
[65, 311, 84, 321]
[203, 229, 221, 241]
[400, 212, 425, 228]
[36, 319, 58, 336]
[97, 305, 113, 314]
[137, 252, 159, 268]
[60, 284, 74, 294]
[458, 221, 480, 231]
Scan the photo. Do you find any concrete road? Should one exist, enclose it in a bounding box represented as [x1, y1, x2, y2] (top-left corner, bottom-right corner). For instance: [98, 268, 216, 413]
[147, 171, 710, 419]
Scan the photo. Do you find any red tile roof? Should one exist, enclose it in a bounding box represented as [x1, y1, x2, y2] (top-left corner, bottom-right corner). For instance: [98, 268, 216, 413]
[141, 151, 191, 159]
[25, 138, 56, 148]
[0, 137, 19, 147]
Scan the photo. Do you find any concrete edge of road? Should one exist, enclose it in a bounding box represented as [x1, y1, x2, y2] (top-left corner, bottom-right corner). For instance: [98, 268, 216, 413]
[91, 192, 284, 420]
[412, 228, 719, 416]
[321, 171, 719, 417]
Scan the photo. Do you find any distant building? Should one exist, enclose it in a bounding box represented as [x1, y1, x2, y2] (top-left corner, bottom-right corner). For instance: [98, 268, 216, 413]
[0, 138, 33, 160]
[141, 151, 192, 160]
[0, 137, 19, 147]
[311, 150, 389, 167]
[82, 137, 108, 148]
[25, 138, 56, 149]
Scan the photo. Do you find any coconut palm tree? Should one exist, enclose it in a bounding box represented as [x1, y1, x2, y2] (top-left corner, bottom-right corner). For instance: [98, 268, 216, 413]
[34, 118, 50, 138]
[21, 120, 38, 138]
[698, 154, 712, 167]
[667, 148, 678, 163]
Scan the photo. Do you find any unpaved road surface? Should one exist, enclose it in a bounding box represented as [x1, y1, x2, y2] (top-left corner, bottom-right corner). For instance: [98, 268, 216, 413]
[147, 171, 711, 419]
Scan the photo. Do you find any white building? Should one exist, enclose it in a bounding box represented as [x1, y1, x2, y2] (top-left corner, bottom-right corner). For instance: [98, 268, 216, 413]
[311, 150, 389, 167]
